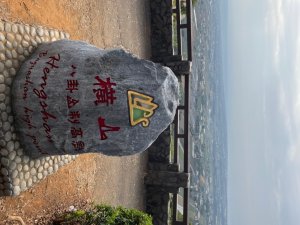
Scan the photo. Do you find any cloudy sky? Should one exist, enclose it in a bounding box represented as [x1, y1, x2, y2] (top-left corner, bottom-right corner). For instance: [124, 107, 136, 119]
[226, 0, 300, 225]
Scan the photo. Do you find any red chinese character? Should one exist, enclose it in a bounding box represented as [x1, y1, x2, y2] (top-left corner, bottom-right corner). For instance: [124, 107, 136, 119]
[67, 96, 79, 109]
[66, 80, 79, 93]
[71, 127, 83, 138]
[98, 117, 120, 140]
[68, 111, 80, 124]
[70, 65, 77, 77]
[72, 141, 85, 151]
[93, 76, 116, 106]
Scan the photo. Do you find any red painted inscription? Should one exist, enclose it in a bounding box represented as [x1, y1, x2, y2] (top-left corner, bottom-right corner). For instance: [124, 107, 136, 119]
[93, 76, 116, 106]
[98, 116, 120, 140]
[32, 54, 61, 143]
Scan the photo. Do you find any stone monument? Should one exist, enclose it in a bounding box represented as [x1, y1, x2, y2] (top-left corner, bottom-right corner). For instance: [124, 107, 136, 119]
[12, 40, 179, 158]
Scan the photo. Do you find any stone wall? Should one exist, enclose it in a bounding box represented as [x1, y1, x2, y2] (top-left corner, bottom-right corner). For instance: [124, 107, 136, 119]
[146, 129, 173, 225]
[150, 0, 173, 62]
[145, 128, 190, 225]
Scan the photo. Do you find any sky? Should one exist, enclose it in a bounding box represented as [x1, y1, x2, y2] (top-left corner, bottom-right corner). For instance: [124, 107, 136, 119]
[226, 0, 300, 225]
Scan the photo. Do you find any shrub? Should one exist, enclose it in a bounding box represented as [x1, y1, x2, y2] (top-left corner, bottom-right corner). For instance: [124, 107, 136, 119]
[58, 204, 153, 225]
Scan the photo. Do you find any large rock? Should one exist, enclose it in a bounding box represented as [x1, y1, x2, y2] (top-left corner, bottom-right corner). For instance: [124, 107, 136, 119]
[12, 40, 179, 158]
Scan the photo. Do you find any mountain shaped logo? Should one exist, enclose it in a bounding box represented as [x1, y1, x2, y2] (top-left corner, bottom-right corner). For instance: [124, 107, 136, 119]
[127, 90, 158, 127]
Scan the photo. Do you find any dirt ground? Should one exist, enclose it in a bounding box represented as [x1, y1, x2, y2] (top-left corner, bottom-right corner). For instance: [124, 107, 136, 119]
[0, 0, 151, 224]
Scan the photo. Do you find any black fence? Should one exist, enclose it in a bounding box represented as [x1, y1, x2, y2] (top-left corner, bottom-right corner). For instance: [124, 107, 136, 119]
[147, 0, 193, 224]
[171, 0, 192, 224]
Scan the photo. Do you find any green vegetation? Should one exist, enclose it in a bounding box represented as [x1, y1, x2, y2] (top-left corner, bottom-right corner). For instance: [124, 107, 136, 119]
[192, 0, 199, 6]
[58, 205, 153, 225]
[169, 124, 175, 163]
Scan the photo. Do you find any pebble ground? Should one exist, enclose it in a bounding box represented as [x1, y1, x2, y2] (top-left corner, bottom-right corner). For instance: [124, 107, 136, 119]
[0, 20, 77, 196]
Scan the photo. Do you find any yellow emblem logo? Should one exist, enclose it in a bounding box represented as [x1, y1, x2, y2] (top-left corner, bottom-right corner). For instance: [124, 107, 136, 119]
[127, 90, 158, 127]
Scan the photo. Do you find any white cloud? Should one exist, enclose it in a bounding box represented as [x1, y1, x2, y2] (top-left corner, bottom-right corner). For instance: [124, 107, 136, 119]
[228, 0, 300, 224]
[264, 0, 284, 69]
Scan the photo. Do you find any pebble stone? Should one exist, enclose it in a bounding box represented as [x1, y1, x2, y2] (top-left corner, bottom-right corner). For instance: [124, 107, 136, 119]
[23, 155, 30, 164]
[5, 60, 12, 68]
[24, 172, 30, 180]
[29, 160, 34, 167]
[17, 164, 22, 172]
[18, 55, 25, 61]
[23, 165, 29, 172]
[13, 186, 20, 195]
[5, 77, 11, 85]
[0, 62, 4, 72]
[0, 53, 5, 61]
[12, 24, 18, 33]
[5, 41, 12, 49]
[48, 167, 53, 174]
[11, 50, 17, 58]
[20, 180, 26, 190]
[0, 21, 73, 197]
[8, 150, 16, 160]
[18, 24, 24, 34]
[9, 68, 16, 76]
[4, 131, 11, 142]
[30, 168, 37, 176]
[3, 121, 10, 131]
[4, 190, 12, 195]
[0, 102, 5, 109]
[30, 27, 36, 36]
[0, 140, 5, 147]
[35, 36, 41, 44]
[2, 112, 8, 121]
[0, 33, 4, 41]
[16, 34, 22, 42]
[27, 178, 32, 186]
[34, 159, 40, 168]
[0, 22, 4, 31]
[1, 148, 8, 156]
[21, 40, 29, 48]
[5, 50, 12, 59]
[1, 157, 9, 167]
[44, 162, 49, 169]
[38, 166, 43, 173]
[9, 162, 16, 170]
[12, 170, 18, 179]
[37, 27, 44, 36]
[37, 173, 43, 180]
[0, 83, 5, 92]
[12, 40, 18, 48]
[1, 168, 8, 176]
[4, 23, 11, 32]
[24, 34, 30, 41]
[15, 156, 21, 163]
[14, 141, 20, 149]
[12, 60, 19, 68]
[24, 25, 30, 34]
[6, 33, 14, 42]
[17, 149, 23, 156]
[7, 141, 14, 151]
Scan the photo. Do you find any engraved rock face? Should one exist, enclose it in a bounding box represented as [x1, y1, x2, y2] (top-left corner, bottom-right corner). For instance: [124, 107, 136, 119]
[12, 40, 179, 158]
